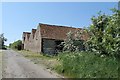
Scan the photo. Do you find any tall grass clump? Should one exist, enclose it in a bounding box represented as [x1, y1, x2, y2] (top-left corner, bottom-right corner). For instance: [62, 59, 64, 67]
[55, 51, 118, 78]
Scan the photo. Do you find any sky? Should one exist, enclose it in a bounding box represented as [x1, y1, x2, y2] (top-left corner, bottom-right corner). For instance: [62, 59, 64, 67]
[1, 2, 118, 45]
[0, 0, 119, 2]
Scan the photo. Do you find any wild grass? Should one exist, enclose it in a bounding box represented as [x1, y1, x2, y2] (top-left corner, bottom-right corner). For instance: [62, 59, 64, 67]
[17, 50, 59, 70]
[17, 50, 119, 78]
[55, 51, 118, 78]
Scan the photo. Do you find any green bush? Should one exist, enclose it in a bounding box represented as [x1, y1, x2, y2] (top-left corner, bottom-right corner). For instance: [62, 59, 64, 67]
[9, 40, 22, 50]
[62, 30, 85, 52]
[55, 52, 118, 78]
[85, 8, 120, 58]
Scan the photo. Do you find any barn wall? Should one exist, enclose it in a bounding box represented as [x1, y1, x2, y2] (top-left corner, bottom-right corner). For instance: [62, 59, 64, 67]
[25, 39, 30, 51]
[23, 33, 30, 51]
[26, 37, 34, 51]
[22, 32, 26, 50]
[33, 25, 42, 53]
[22, 26, 42, 53]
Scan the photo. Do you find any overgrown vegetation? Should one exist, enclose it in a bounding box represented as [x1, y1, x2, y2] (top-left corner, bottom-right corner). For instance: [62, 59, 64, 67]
[62, 31, 85, 52]
[55, 8, 119, 78]
[17, 50, 59, 70]
[9, 40, 23, 50]
[85, 9, 120, 58]
[55, 52, 118, 78]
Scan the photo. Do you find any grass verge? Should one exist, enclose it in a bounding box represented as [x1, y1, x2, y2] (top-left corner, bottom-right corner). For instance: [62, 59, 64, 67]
[17, 50, 59, 70]
[55, 51, 118, 78]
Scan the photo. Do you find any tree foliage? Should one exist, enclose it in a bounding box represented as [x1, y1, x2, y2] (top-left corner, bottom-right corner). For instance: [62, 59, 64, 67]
[62, 31, 85, 52]
[85, 8, 120, 57]
[9, 40, 22, 50]
[0, 33, 7, 49]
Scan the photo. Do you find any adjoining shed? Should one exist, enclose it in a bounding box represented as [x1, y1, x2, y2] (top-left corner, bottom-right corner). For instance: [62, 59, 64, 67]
[22, 23, 88, 54]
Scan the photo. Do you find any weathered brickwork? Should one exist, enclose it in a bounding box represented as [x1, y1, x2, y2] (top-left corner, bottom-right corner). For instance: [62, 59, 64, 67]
[22, 23, 89, 54]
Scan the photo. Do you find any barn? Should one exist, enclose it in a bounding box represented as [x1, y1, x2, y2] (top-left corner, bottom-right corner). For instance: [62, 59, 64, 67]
[22, 23, 88, 54]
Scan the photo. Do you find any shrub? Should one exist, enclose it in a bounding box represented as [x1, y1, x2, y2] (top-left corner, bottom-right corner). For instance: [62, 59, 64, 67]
[85, 8, 120, 58]
[9, 40, 22, 50]
[62, 31, 85, 52]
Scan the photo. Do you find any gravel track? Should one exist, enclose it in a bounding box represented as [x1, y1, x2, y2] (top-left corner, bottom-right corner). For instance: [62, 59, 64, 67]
[2, 50, 60, 78]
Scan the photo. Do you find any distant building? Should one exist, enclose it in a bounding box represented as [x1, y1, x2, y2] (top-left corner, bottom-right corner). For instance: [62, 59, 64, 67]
[22, 23, 88, 54]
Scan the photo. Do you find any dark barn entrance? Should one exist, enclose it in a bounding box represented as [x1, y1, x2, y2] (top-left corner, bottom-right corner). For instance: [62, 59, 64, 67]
[42, 38, 64, 55]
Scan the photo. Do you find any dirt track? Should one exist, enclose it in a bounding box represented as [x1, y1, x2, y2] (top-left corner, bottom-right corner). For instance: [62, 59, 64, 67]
[2, 50, 60, 78]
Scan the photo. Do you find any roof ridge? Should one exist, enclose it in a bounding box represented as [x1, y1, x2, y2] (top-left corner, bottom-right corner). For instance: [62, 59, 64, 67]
[23, 32, 31, 34]
[39, 23, 82, 29]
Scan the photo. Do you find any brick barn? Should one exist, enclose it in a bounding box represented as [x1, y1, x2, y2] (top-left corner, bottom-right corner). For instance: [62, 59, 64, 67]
[22, 23, 88, 54]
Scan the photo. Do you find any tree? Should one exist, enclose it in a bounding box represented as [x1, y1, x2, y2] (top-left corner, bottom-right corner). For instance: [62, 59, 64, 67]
[85, 8, 120, 57]
[62, 30, 85, 52]
[9, 40, 22, 50]
[62, 31, 76, 52]
[0, 33, 7, 49]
